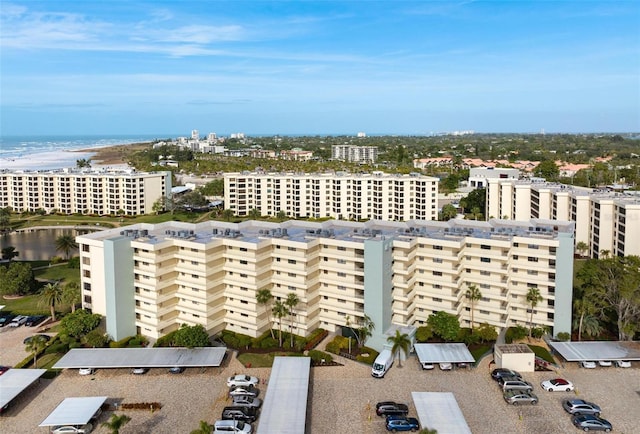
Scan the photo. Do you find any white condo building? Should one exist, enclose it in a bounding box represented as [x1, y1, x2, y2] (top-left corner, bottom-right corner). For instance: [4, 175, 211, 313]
[486, 178, 640, 258]
[0, 169, 171, 216]
[224, 171, 439, 221]
[331, 145, 378, 163]
[77, 218, 574, 349]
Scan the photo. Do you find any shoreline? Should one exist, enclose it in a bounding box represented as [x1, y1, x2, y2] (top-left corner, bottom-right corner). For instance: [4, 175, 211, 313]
[76, 141, 153, 166]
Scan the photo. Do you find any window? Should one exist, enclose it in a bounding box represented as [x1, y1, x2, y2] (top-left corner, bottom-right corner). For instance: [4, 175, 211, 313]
[480, 270, 490, 276]
[288, 259, 296, 264]
[481, 257, 491, 263]
[433, 258, 443, 263]
[433, 271, 442, 276]
[528, 257, 538, 262]
[433, 245, 443, 250]
[432, 297, 442, 302]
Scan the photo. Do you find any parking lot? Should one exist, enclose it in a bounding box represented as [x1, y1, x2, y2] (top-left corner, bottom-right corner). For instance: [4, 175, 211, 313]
[1, 325, 638, 434]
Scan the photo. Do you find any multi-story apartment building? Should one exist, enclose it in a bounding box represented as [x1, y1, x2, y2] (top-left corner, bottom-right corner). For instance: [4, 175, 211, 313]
[486, 178, 640, 257]
[468, 167, 519, 188]
[77, 218, 574, 350]
[331, 145, 378, 163]
[224, 171, 439, 221]
[0, 169, 171, 216]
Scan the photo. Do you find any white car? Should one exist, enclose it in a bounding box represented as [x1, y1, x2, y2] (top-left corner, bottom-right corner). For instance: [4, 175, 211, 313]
[213, 419, 252, 433]
[227, 374, 259, 388]
[580, 361, 597, 369]
[439, 363, 453, 371]
[50, 423, 93, 434]
[131, 368, 149, 375]
[597, 360, 612, 367]
[421, 362, 435, 370]
[615, 360, 631, 368]
[78, 368, 95, 376]
[541, 378, 575, 392]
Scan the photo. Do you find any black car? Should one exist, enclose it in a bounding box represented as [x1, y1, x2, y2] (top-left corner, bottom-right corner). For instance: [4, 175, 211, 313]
[491, 368, 522, 381]
[0, 314, 15, 327]
[221, 406, 258, 423]
[25, 315, 46, 327]
[376, 401, 409, 417]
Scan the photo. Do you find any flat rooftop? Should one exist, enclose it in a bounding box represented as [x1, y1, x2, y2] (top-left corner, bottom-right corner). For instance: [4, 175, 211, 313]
[548, 341, 640, 362]
[39, 396, 107, 427]
[414, 343, 475, 363]
[412, 392, 472, 434]
[496, 344, 534, 354]
[0, 369, 46, 409]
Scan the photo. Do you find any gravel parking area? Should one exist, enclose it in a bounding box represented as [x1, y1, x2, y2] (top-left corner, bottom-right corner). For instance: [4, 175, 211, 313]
[1, 333, 638, 433]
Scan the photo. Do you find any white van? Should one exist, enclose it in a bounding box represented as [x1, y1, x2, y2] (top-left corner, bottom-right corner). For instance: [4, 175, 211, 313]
[371, 349, 394, 378]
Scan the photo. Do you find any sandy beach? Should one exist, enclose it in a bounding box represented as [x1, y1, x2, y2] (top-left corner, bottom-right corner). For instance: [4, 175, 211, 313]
[1, 142, 152, 171]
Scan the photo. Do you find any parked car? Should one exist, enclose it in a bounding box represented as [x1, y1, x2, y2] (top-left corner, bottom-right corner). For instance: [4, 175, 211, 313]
[503, 390, 538, 405]
[227, 374, 259, 388]
[131, 368, 149, 375]
[501, 379, 534, 392]
[168, 367, 185, 374]
[50, 424, 93, 434]
[213, 419, 252, 433]
[23, 334, 52, 345]
[580, 361, 597, 369]
[8, 315, 28, 327]
[597, 360, 612, 367]
[0, 314, 16, 327]
[563, 399, 601, 416]
[615, 360, 631, 368]
[221, 406, 258, 423]
[25, 315, 46, 327]
[385, 415, 420, 432]
[375, 402, 409, 417]
[421, 362, 434, 370]
[0, 366, 10, 375]
[491, 368, 522, 381]
[497, 375, 525, 386]
[232, 396, 263, 409]
[229, 385, 259, 398]
[438, 362, 452, 371]
[541, 378, 575, 392]
[78, 368, 95, 376]
[572, 415, 612, 432]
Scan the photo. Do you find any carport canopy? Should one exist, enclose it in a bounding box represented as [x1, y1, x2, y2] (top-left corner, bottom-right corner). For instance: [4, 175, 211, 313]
[548, 341, 640, 362]
[412, 392, 472, 434]
[0, 369, 46, 409]
[39, 396, 107, 427]
[414, 343, 475, 364]
[52, 347, 227, 369]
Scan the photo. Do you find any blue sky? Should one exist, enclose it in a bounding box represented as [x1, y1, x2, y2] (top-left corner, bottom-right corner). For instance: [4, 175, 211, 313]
[1, 1, 638, 136]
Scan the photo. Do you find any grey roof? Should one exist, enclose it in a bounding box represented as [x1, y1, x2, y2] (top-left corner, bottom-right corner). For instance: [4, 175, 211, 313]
[52, 347, 227, 369]
[257, 357, 310, 434]
[548, 341, 640, 362]
[414, 343, 475, 363]
[0, 369, 46, 409]
[39, 396, 107, 427]
[412, 392, 472, 434]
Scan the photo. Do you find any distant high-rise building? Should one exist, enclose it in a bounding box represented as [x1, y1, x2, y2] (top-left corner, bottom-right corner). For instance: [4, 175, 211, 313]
[191, 130, 199, 140]
[331, 145, 377, 163]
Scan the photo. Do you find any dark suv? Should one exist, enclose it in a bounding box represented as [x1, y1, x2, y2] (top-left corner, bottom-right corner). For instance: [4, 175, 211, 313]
[221, 406, 258, 423]
[376, 401, 409, 417]
[491, 368, 522, 381]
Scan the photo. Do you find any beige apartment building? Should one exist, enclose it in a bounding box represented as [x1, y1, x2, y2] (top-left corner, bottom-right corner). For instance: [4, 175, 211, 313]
[486, 178, 640, 258]
[224, 171, 439, 221]
[76, 218, 574, 350]
[331, 145, 378, 163]
[0, 169, 171, 216]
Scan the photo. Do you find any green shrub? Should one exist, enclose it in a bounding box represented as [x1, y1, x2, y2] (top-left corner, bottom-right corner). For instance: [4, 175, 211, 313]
[45, 342, 69, 354]
[531, 327, 545, 339]
[259, 337, 278, 349]
[415, 325, 433, 343]
[68, 341, 82, 349]
[325, 337, 346, 355]
[356, 347, 378, 365]
[110, 336, 134, 348]
[505, 325, 528, 343]
[50, 256, 63, 264]
[308, 350, 333, 364]
[556, 332, 571, 341]
[475, 323, 498, 343]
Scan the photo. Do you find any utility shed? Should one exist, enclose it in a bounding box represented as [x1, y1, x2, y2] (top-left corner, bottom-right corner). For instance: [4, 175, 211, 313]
[39, 396, 107, 428]
[494, 344, 535, 372]
[0, 369, 46, 410]
[257, 357, 310, 434]
[412, 392, 472, 434]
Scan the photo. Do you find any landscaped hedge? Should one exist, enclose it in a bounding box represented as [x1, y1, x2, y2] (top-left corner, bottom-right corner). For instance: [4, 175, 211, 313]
[356, 346, 378, 365]
[307, 350, 333, 364]
[304, 329, 328, 351]
[325, 336, 350, 355]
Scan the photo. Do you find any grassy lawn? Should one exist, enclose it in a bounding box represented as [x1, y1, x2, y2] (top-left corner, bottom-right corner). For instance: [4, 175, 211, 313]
[34, 264, 80, 285]
[528, 344, 555, 364]
[469, 344, 492, 362]
[1, 294, 49, 315]
[236, 351, 301, 368]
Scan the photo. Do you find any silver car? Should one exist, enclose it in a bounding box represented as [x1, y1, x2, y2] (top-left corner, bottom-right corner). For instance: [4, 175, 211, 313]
[501, 380, 534, 392]
[232, 396, 263, 408]
[503, 390, 538, 405]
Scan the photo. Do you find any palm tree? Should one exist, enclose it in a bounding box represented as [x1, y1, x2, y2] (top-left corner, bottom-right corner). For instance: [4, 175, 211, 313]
[285, 292, 300, 348]
[1, 246, 19, 261]
[272, 300, 288, 347]
[248, 208, 261, 219]
[387, 330, 411, 368]
[525, 287, 543, 338]
[190, 420, 212, 434]
[25, 335, 48, 368]
[465, 284, 482, 331]
[101, 414, 131, 434]
[55, 233, 78, 260]
[63, 281, 81, 313]
[573, 298, 599, 341]
[575, 241, 588, 258]
[256, 288, 274, 339]
[581, 314, 603, 339]
[40, 281, 64, 322]
[221, 209, 234, 222]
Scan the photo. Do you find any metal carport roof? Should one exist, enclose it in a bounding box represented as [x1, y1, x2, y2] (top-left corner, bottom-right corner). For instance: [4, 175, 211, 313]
[52, 347, 227, 369]
[414, 343, 475, 363]
[256, 357, 310, 434]
[0, 369, 46, 409]
[39, 396, 107, 427]
[412, 392, 472, 434]
[548, 341, 640, 362]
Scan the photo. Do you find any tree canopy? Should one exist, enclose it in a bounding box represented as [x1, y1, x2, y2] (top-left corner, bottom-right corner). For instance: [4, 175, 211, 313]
[0, 262, 36, 296]
[427, 311, 460, 342]
[60, 309, 102, 337]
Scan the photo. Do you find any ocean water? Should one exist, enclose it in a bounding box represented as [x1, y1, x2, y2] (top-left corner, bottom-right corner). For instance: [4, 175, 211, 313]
[0, 134, 170, 170]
